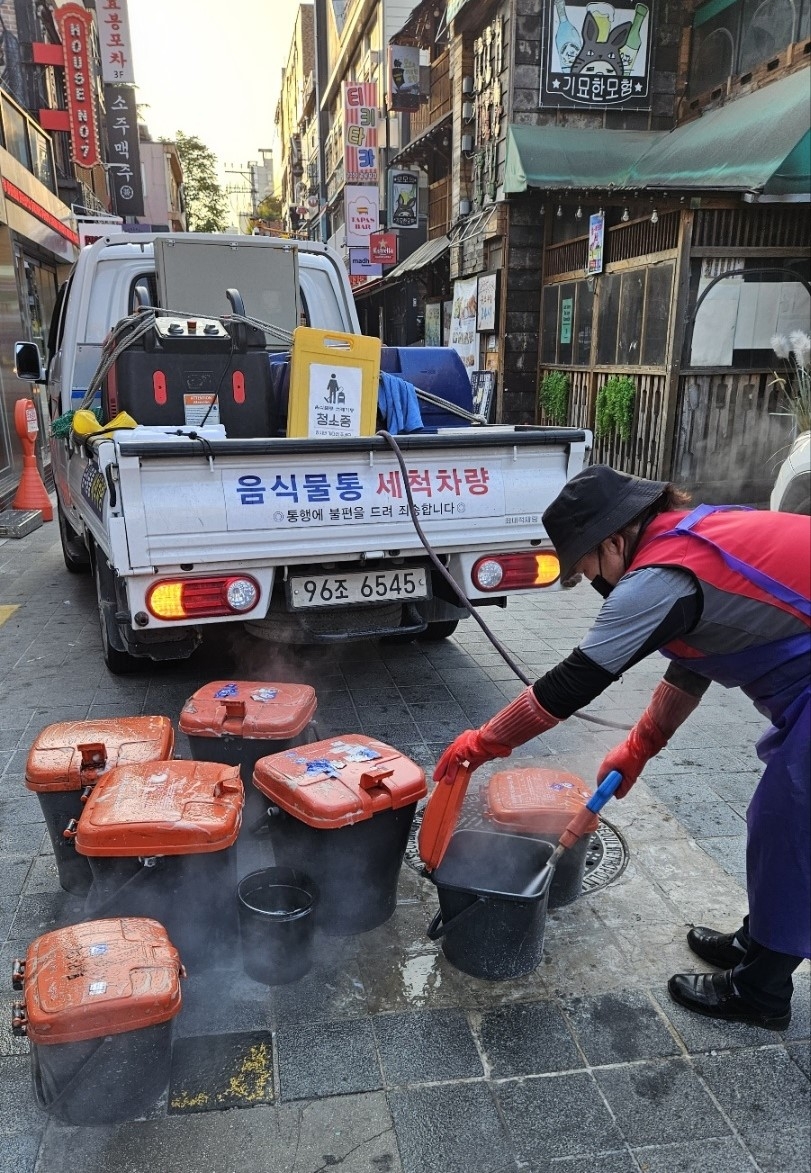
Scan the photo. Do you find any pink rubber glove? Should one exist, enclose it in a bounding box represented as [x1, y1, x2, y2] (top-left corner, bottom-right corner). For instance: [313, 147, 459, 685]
[598, 680, 701, 797]
[434, 686, 559, 785]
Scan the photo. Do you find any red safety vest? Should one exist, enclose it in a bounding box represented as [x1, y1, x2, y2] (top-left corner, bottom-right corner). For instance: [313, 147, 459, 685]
[627, 507, 810, 661]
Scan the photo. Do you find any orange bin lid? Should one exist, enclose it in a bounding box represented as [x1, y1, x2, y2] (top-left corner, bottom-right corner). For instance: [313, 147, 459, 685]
[485, 767, 599, 838]
[18, 918, 183, 1045]
[75, 761, 243, 857]
[418, 764, 475, 872]
[253, 735, 426, 829]
[178, 681, 317, 741]
[25, 716, 175, 794]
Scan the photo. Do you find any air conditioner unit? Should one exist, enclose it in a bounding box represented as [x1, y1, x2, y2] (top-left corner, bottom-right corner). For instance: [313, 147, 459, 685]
[462, 101, 475, 121]
[460, 134, 474, 153]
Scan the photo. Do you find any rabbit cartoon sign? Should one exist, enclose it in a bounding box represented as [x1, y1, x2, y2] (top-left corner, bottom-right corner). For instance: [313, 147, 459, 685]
[542, 2, 652, 109]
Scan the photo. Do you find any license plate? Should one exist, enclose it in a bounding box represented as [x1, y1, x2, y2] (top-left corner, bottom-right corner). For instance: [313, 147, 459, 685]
[289, 568, 429, 610]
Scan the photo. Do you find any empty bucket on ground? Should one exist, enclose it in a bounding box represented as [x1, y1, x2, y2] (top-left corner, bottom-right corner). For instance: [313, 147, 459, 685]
[237, 867, 317, 985]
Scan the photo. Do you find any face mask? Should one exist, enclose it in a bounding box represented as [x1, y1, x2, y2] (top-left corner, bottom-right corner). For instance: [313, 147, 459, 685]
[591, 574, 614, 599]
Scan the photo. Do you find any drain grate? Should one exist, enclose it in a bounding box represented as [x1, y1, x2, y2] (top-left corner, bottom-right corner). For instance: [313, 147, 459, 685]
[404, 801, 628, 894]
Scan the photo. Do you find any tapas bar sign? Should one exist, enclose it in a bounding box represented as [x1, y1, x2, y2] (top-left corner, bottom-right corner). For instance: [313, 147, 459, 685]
[54, 4, 101, 167]
[541, 1, 652, 110]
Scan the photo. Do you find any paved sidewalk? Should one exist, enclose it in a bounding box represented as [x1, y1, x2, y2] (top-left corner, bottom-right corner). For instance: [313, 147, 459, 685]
[0, 523, 808, 1173]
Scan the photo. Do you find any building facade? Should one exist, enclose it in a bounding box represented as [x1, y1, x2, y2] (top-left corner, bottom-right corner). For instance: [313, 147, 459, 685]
[279, 0, 809, 502]
[0, 0, 188, 507]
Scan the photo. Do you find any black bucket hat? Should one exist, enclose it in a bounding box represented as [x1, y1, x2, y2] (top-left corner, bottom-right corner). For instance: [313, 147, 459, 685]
[542, 465, 669, 584]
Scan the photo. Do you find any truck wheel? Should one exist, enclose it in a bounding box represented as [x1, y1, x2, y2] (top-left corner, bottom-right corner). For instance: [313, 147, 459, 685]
[418, 620, 460, 641]
[92, 549, 141, 674]
[57, 502, 91, 574]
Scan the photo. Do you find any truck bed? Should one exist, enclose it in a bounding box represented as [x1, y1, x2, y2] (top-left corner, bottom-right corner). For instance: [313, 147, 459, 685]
[110, 426, 589, 571]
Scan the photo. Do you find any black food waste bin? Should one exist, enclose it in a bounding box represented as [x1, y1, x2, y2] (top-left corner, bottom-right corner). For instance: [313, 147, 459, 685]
[11, 917, 183, 1126]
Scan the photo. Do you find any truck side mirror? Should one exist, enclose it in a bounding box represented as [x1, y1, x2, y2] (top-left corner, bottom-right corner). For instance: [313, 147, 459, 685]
[14, 342, 45, 383]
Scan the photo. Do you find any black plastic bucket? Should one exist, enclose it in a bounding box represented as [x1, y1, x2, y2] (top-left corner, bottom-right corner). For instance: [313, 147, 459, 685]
[237, 867, 317, 985]
[29, 1020, 173, 1126]
[427, 829, 554, 980]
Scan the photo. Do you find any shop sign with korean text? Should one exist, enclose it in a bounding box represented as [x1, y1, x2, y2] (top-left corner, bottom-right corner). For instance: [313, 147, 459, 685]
[217, 461, 505, 531]
[541, 1, 652, 110]
[344, 186, 379, 245]
[369, 232, 397, 265]
[388, 170, 419, 229]
[104, 85, 144, 217]
[343, 81, 378, 184]
[387, 44, 421, 112]
[97, 0, 135, 84]
[54, 4, 101, 167]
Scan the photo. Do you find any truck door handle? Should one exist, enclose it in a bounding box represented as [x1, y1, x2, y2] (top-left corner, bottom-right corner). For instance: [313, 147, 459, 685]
[105, 465, 117, 508]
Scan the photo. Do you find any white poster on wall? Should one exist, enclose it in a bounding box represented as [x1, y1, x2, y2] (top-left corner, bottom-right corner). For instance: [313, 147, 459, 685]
[448, 277, 479, 382]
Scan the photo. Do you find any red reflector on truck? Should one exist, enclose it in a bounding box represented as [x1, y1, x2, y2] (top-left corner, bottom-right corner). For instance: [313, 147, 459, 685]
[472, 552, 560, 592]
[146, 576, 260, 620]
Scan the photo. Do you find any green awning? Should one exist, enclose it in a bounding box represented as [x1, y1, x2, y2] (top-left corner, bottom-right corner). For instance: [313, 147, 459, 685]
[628, 70, 811, 194]
[504, 70, 810, 198]
[504, 126, 662, 193]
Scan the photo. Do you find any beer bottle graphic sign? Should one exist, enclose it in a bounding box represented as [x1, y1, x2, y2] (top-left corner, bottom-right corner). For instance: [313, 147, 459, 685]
[541, 2, 652, 109]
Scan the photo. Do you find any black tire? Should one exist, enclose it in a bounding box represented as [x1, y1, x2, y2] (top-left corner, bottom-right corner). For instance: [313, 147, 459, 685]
[92, 549, 141, 674]
[57, 502, 91, 574]
[417, 619, 460, 641]
[778, 474, 811, 515]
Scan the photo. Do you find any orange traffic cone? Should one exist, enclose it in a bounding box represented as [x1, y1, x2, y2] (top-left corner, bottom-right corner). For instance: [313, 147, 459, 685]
[11, 399, 52, 521]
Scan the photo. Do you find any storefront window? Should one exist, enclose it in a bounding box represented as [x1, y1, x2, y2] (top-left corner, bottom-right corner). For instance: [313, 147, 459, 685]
[688, 257, 811, 368]
[690, 0, 810, 95]
[14, 250, 58, 462]
[2, 96, 32, 171]
[28, 126, 56, 194]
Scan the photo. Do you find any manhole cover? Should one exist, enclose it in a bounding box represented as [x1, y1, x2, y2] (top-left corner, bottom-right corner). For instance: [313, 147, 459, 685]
[405, 801, 628, 894]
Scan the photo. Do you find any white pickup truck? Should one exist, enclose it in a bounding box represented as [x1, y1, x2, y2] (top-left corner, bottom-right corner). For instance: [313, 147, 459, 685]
[15, 232, 590, 673]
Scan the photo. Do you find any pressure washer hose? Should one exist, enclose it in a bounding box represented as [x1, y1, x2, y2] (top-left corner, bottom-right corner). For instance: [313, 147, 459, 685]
[378, 429, 630, 732]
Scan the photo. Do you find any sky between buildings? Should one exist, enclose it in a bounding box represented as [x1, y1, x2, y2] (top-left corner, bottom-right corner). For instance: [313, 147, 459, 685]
[127, 0, 302, 190]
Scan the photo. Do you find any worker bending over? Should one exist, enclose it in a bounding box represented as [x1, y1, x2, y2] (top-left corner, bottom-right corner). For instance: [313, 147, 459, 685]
[436, 465, 810, 1029]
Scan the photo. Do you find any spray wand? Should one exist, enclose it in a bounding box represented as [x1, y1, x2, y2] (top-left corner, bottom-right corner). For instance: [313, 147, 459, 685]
[521, 769, 623, 897]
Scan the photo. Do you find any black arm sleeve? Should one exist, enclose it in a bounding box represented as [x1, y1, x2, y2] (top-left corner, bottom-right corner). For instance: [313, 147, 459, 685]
[663, 660, 713, 698]
[532, 647, 620, 719]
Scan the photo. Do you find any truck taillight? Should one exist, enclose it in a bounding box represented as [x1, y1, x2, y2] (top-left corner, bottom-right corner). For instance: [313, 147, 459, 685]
[146, 575, 260, 620]
[472, 552, 560, 592]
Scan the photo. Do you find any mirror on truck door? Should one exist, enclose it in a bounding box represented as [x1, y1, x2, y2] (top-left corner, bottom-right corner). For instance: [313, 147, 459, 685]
[14, 341, 44, 382]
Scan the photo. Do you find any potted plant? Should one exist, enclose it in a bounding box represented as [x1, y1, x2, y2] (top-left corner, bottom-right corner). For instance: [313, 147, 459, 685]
[595, 375, 636, 441]
[771, 332, 811, 435]
[538, 371, 570, 425]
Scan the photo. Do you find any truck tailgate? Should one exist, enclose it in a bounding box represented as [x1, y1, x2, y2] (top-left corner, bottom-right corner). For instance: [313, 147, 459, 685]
[114, 428, 589, 570]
